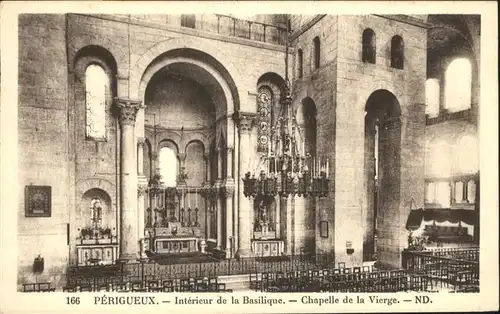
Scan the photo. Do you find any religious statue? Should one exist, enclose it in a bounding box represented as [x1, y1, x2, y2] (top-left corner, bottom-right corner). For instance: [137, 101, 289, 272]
[258, 200, 269, 234]
[90, 198, 102, 227]
[407, 231, 427, 251]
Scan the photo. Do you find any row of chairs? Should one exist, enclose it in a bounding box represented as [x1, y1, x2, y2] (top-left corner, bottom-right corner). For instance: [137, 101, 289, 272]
[252, 268, 433, 293]
[249, 265, 373, 290]
[64, 276, 232, 292]
[416, 260, 478, 289]
[23, 282, 56, 292]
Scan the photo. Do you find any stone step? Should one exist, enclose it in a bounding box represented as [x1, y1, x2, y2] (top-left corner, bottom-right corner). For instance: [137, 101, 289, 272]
[218, 274, 250, 291]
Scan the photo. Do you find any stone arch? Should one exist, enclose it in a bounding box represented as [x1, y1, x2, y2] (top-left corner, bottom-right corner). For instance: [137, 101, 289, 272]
[183, 132, 211, 156]
[363, 89, 402, 262]
[73, 45, 119, 141]
[141, 56, 234, 120]
[73, 45, 118, 73]
[365, 89, 402, 118]
[75, 180, 117, 231]
[81, 188, 112, 213]
[158, 138, 179, 155]
[76, 178, 116, 206]
[185, 139, 205, 153]
[68, 36, 126, 77]
[130, 37, 243, 110]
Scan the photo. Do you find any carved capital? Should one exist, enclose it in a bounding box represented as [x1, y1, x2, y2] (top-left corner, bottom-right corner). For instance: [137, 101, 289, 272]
[222, 184, 235, 198]
[138, 183, 148, 196]
[115, 98, 144, 127]
[137, 137, 146, 146]
[233, 111, 257, 134]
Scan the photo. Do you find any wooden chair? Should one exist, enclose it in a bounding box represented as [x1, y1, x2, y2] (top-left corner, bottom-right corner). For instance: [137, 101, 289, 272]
[146, 280, 160, 292]
[79, 285, 92, 292]
[208, 277, 218, 285]
[23, 283, 37, 292]
[112, 282, 130, 292]
[195, 283, 208, 292]
[249, 273, 259, 291]
[162, 286, 174, 292]
[63, 285, 77, 292]
[208, 282, 219, 292]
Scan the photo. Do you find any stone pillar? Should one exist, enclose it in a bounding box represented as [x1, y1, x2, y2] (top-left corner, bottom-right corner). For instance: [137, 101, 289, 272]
[204, 153, 211, 183]
[223, 147, 235, 258]
[137, 137, 145, 175]
[450, 180, 456, 205]
[223, 184, 235, 258]
[462, 180, 468, 203]
[275, 196, 281, 238]
[115, 97, 144, 260]
[137, 183, 148, 259]
[215, 148, 223, 250]
[234, 112, 256, 257]
[215, 185, 223, 250]
[137, 137, 148, 258]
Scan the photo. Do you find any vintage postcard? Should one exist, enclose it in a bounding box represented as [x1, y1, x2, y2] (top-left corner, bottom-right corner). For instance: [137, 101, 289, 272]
[0, 1, 498, 313]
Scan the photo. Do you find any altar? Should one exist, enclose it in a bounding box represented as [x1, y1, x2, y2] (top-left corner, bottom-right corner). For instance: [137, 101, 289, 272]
[145, 224, 203, 255]
[154, 236, 199, 254]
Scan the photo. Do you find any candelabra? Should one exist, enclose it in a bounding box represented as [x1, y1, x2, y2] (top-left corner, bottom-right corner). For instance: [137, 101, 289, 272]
[242, 15, 329, 199]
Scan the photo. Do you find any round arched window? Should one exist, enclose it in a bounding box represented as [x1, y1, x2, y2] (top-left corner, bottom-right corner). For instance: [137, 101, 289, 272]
[158, 146, 178, 187]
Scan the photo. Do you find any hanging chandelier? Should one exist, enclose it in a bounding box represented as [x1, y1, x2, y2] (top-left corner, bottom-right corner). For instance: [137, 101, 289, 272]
[242, 15, 329, 199]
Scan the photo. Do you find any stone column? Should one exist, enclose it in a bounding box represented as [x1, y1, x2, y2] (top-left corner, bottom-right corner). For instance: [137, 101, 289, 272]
[115, 97, 144, 260]
[462, 180, 468, 203]
[234, 112, 255, 257]
[215, 148, 223, 250]
[275, 196, 281, 237]
[223, 184, 235, 258]
[223, 146, 235, 258]
[137, 137, 148, 258]
[450, 180, 456, 205]
[204, 153, 211, 183]
[137, 183, 148, 259]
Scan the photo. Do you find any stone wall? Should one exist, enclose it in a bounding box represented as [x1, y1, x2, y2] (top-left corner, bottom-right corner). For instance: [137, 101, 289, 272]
[18, 14, 69, 290]
[332, 15, 427, 267]
[291, 15, 339, 256]
[18, 13, 290, 289]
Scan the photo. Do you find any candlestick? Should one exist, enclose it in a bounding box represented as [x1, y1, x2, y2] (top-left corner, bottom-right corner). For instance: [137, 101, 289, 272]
[317, 157, 321, 176]
[326, 158, 329, 178]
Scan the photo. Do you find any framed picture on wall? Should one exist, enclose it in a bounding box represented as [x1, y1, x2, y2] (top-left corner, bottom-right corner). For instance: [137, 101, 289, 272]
[25, 185, 51, 217]
[320, 221, 328, 238]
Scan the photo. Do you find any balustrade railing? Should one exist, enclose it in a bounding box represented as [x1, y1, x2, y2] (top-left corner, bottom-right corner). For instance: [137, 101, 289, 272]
[213, 14, 287, 45]
[66, 252, 336, 287]
[127, 14, 287, 46]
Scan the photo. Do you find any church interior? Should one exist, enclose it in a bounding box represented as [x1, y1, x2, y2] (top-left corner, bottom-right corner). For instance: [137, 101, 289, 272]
[17, 13, 480, 293]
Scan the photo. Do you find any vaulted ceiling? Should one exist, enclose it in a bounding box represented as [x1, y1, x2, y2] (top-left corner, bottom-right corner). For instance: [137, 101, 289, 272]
[426, 14, 480, 77]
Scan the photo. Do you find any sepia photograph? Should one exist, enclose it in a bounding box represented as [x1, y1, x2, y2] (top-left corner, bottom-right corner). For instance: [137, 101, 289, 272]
[0, 1, 498, 313]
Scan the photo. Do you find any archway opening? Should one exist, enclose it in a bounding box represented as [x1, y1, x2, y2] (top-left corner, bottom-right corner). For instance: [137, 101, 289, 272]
[364, 90, 402, 262]
[143, 60, 225, 249]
